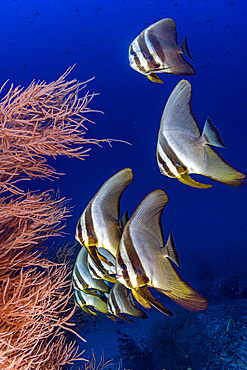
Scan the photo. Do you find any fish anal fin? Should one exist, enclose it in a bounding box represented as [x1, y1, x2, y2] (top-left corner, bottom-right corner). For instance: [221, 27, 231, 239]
[117, 313, 134, 323]
[203, 146, 246, 187]
[147, 73, 163, 84]
[155, 259, 209, 311]
[132, 289, 151, 309]
[137, 286, 173, 317]
[202, 117, 226, 148]
[178, 173, 212, 189]
[163, 232, 181, 267]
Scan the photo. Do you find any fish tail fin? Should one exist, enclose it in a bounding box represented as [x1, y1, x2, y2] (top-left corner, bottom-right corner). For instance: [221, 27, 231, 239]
[147, 73, 163, 84]
[136, 287, 173, 317]
[178, 173, 212, 189]
[119, 210, 129, 230]
[163, 232, 181, 267]
[202, 117, 226, 148]
[179, 36, 194, 62]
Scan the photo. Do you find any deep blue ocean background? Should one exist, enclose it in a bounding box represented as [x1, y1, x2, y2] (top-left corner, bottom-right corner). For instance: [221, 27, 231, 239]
[1, 0, 246, 368]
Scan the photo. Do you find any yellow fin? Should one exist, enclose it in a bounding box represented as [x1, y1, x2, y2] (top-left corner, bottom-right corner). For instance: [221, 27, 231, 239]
[202, 146, 246, 187]
[147, 73, 163, 84]
[155, 259, 209, 311]
[96, 249, 114, 266]
[132, 289, 151, 309]
[178, 173, 212, 189]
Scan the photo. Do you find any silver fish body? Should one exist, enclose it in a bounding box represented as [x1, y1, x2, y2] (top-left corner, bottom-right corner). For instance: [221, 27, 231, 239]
[157, 80, 246, 188]
[72, 246, 110, 294]
[129, 18, 195, 83]
[87, 247, 116, 280]
[75, 168, 133, 281]
[107, 283, 147, 322]
[74, 288, 108, 316]
[116, 189, 209, 315]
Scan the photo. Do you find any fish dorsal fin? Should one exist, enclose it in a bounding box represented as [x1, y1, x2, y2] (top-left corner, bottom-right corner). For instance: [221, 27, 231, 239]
[160, 80, 200, 136]
[201, 146, 246, 187]
[93, 168, 133, 220]
[129, 190, 168, 246]
[163, 232, 181, 267]
[148, 18, 177, 46]
[202, 117, 226, 148]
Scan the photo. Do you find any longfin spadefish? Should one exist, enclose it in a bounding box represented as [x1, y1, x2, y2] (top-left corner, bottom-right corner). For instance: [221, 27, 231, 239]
[147, 73, 163, 84]
[178, 173, 212, 189]
[88, 247, 118, 284]
[136, 286, 173, 317]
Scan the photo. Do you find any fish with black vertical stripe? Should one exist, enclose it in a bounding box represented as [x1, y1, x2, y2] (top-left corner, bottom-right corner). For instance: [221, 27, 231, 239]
[75, 168, 133, 283]
[129, 18, 196, 83]
[107, 283, 147, 322]
[156, 80, 246, 188]
[74, 289, 117, 321]
[72, 245, 110, 295]
[116, 189, 209, 316]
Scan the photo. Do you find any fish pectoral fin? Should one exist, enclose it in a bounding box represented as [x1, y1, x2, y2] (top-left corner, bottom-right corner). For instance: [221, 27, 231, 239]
[178, 173, 212, 189]
[136, 286, 173, 317]
[147, 73, 163, 84]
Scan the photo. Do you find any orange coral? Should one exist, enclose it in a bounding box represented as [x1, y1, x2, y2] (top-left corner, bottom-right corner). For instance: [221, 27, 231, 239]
[0, 67, 108, 369]
[0, 66, 109, 195]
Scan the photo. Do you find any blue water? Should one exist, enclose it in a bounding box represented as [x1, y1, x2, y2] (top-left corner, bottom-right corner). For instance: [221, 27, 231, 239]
[1, 0, 246, 368]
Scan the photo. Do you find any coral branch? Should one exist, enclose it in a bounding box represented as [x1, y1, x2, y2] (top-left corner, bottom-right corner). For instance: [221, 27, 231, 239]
[0, 66, 110, 194]
[0, 67, 111, 368]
